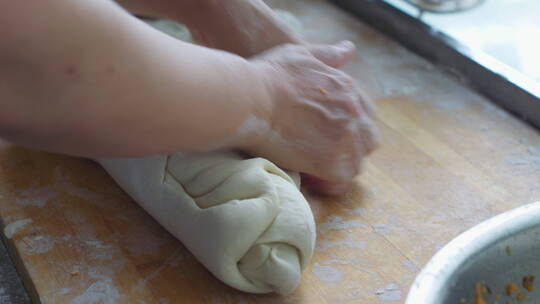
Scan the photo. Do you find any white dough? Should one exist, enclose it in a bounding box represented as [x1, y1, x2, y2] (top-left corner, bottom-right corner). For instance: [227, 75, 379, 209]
[97, 152, 315, 295]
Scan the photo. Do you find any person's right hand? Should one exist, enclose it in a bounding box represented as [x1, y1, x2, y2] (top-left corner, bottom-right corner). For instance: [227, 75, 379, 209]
[244, 41, 378, 195]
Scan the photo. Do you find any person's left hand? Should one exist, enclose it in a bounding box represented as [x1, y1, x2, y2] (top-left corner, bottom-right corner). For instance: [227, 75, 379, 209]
[185, 0, 304, 58]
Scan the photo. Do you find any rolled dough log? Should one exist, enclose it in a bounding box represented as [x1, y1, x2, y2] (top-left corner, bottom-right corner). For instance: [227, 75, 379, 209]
[97, 152, 316, 295]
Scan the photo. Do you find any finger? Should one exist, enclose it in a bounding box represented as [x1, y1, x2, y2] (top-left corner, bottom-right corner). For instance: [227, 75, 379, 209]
[348, 118, 368, 161]
[308, 40, 356, 69]
[349, 85, 379, 155]
[356, 85, 377, 118]
[301, 174, 354, 196]
[356, 116, 379, 155]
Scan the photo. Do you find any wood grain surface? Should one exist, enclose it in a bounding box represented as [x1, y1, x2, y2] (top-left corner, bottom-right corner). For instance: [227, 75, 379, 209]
[1, 0, 539, 303]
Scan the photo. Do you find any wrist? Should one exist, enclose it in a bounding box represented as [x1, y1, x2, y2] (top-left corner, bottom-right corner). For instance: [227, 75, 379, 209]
[234, 61, 277, 151]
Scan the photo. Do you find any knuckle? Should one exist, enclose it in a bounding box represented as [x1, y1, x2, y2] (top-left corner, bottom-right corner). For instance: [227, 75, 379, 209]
[333, 72, 355, 88]
[340, 74, 356, 88]
[330, 119, 354, 135]
[366, 129, 380, 153]
[358, 119, 379, 153]
[357, 90, 376, 117]
[316, 147, 361, 182]
[333, 97, 360, 117]
[365, 100, 377, 117]
[341, 125, 356, 139]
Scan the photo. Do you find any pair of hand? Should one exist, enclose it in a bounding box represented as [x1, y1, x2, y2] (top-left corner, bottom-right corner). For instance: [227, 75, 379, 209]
[188, 4, 378, 195]
[247, 42, 378, 195]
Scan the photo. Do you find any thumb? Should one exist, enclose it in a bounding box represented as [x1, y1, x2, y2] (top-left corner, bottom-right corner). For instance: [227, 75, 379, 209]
[308, 40, 356, 68]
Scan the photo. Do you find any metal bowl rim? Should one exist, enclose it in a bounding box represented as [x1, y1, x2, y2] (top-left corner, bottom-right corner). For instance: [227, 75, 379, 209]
[406, 201, 540, 304]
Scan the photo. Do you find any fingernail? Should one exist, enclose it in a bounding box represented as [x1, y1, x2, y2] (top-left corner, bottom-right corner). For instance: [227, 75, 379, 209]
[337, 40, 355, 50]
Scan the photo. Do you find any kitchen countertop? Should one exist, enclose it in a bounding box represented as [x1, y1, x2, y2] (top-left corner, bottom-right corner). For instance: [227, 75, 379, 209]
[0, 0, 539, 303]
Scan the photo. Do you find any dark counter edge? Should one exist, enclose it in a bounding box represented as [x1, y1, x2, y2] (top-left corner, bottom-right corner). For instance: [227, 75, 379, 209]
[0, 220, 39, 304]
[329, 0, 540, 130]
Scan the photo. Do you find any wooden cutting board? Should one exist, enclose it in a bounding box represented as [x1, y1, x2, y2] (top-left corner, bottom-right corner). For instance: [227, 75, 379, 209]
[1, 0, 540, 303]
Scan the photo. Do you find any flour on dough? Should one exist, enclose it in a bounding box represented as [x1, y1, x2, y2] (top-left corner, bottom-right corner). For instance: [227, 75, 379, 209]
[97, 152, 315, 295]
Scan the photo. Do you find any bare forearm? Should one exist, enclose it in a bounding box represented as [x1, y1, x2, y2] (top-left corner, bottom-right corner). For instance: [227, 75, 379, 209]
[0, 0, 270, 157]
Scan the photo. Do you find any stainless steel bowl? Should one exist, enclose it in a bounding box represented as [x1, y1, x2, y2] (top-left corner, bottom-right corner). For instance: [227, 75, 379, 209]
[402, 0, 484, 13]
[406, 201, 540, 304]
